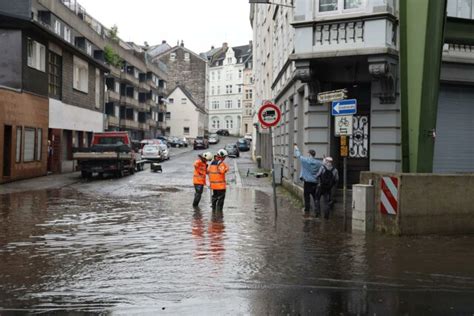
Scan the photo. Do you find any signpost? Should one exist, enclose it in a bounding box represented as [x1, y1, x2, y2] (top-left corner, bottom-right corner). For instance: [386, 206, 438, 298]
[332, 99, 357, 231]
[317, 89, 348, 104]
[258, 102, 281, 216]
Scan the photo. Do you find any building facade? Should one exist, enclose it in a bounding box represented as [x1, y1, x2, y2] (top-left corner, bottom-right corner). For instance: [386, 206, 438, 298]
[166, 86, 207, 139]
[150, 42, 208, 136]
[241, 56, 254, 136]
[250, 0, 474, 189]
[0, 0, 109, 180]
[204, 43, 252, 136]
[0, 0, 169, 181]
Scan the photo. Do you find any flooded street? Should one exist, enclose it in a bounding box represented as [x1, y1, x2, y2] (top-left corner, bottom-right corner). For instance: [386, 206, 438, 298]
[1, 146, 474, 315]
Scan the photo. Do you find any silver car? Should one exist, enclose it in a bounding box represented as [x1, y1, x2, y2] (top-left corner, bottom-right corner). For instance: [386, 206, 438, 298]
[159, 144, 170, 160]
[142, 144, 162, 161]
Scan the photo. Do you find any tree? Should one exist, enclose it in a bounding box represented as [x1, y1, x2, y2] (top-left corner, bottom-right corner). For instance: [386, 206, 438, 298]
[108, 24, 119, 43]
[104, 45, 123, 68]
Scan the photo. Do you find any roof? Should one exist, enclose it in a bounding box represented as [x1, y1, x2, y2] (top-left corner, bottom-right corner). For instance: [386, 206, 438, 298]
[204, 43, 253, 67]
[167, 85, 206, 114]
[146, 42, 173, 58]
[150, 45, 208, 63]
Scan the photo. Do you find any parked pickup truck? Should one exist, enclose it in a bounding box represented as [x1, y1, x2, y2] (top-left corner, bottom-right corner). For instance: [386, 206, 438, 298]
[73, 132, 145, 178]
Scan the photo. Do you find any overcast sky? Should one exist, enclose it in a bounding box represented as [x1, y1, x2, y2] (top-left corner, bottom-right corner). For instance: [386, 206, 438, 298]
[78, 0, 253, 54]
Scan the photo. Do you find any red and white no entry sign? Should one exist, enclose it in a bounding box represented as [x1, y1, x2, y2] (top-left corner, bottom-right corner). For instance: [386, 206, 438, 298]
[258, 102, 281, 128]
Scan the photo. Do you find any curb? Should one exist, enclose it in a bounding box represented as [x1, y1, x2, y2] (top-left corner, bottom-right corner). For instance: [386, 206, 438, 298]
[233, 159, 243, 188]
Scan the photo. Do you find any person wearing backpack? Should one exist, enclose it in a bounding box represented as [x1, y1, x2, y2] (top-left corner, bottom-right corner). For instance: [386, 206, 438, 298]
[294, 145, 323, 216]
[315, 157, 339, 219]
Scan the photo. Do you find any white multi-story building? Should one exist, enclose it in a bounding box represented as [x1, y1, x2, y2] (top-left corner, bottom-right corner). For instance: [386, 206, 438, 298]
[205, 43, 252, 136]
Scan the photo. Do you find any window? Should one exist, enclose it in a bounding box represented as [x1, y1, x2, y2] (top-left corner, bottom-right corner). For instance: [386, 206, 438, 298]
[134, 90, 139, 100]
[27, 38, 46, 72]
[73, 56, 88, 93]
[166, 127, 171, 134]
[238, 70, 243, 78]
[166, 112, 171, 119]
[211, 86, 215, 95]
[184, 53, 190, 61]
[16, 127, 22, 163]
[212, 117, 220, 129]
[217, 71, 221, 80]
[36, 129, 42, 161]
[226, 71, 232, 81]
[227, 57, 232, 64]
[115, 81, 120, 93]
[211, 72, 215, 81]
[225, 100, 232, 109]
[86, 42, 92, 56]
[54, 20, 61, 35]
[48, 51, 62, 100]
[319, 0, 338, 12]
[225, 119, 233, 129]
[134, 69, 139, 79]
[181, 98, 187, 104]
[64, 26, 71, 43]
[212, 101, 219, 109]
[344, 0, 363, 9]
[217, 86, 221, 94]
[246, 89, 253, 99]
[169, 98, 174, 104]
[170, 52, 176, 61]
[95, 69, 101, 108]
[238, 85, 242, 93]
[448, 0, 474, 19]
[24, 128, 35, 162]
[226, 85, 233, 94]
[183, 127, 190, 135]
[237, 99, 241, 108]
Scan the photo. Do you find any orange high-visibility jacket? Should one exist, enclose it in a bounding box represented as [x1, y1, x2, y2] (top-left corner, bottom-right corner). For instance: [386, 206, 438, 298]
[208, 162, 229, 190]
[193, 159, 208, 185]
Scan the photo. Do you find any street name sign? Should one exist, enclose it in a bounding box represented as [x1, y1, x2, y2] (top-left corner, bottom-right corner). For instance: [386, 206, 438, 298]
[258, 102, 281, 128]
[317, 89, 347, 103]
[332, 99, 357, 116]
[335, 115, 353, 136]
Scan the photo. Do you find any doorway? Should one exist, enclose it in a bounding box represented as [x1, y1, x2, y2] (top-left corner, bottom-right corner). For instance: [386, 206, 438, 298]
[3, 125, 12, 177]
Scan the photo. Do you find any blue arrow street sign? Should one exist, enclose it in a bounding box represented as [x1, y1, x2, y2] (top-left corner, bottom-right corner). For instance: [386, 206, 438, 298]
[331, 99, 357, 116]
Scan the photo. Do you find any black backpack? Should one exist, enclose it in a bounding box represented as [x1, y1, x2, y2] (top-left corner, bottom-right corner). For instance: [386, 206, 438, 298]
[320, 166, 334, 190]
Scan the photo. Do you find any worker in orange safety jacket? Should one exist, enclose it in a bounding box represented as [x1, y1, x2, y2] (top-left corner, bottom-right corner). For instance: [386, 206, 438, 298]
[208, 149, 229, 212]
[193, 152, 213, 207]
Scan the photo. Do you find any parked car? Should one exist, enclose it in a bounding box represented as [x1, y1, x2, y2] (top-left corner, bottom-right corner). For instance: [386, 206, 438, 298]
[225, 143, 240, 158]
[142, 144, 162, 161]
[237, 138, 250, 152]
[194, 136, 209, 149]
[156, 136, 170, 148]
[244, 133, 253, 142]
[216, 129, 230, 136]
[178, 137, 188, 148]
[168, 137, 182, 148]
[208, 134, 220, 144]
[159, 143, 170, 160]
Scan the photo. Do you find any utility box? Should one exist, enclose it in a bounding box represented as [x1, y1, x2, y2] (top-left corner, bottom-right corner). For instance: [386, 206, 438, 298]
[352, 184, 375, 232]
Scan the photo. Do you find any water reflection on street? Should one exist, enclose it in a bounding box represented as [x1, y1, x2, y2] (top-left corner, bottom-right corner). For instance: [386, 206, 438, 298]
[1, 187, 474, 314]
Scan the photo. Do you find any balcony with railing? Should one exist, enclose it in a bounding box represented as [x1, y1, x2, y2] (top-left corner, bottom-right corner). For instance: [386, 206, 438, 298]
[120, 96, 139, 108]
[148, 119, 158, 128]
[107, 90, 120, 102]
[107, 115, 119, 127]
[293, 0, 398, 57]
[120, 119, 139, 130]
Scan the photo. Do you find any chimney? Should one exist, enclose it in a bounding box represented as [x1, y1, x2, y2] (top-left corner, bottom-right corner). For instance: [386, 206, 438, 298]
[180, 40, 184, 47]
[211, 45, 215, 50]
[222, 42, 228, 49]
[162, 40, 167, 44]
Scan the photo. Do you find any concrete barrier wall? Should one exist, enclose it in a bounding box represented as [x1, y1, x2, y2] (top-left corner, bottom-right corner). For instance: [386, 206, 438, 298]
[360, 172, 474, 235]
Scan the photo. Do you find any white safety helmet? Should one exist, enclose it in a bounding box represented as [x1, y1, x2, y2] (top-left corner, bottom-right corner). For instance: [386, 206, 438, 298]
[217, 149, 228, 158]
[203, 152, 213, 161]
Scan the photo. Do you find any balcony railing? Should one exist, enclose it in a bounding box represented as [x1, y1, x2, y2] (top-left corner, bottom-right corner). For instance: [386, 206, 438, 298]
[107, 90, 120, 101]
[148, 119, 157, 128]
[121, 72, 139, 86]
[108, 65, 121, 78]
[120, 119, 139, 129]
[137, 103, 151, 112]
[139, 81, 151, 91]
[138, 122, 149, 131]
[107, 116, 119, 127]
[120, 96, 139, 108]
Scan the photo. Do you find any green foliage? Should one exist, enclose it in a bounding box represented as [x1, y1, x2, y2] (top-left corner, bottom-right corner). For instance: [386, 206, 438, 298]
[108, 24, 119, 42]
[104, 45, 123, 68]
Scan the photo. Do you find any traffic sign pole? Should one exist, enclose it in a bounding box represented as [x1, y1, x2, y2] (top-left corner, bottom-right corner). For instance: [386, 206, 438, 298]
[270, 127, 278, 217]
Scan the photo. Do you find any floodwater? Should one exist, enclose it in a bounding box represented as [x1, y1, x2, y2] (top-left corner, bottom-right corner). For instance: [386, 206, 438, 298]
[1, 184, 474, 315]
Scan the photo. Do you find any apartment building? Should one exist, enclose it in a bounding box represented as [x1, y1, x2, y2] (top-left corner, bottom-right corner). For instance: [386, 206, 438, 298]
[251, 0, 474, 188]
[242, 54, 254, 136]
[150, 42, 208, 137]
[204, 43, 252, 136]
[0, 0, 169, 181]
[0, 0, 109, 181]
